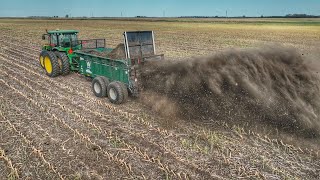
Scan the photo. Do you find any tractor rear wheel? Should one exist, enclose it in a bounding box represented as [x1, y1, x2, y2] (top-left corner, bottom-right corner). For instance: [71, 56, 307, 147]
[39, 51, 46, 69]
[92, 76, 107, 97]
[107, 81, 128, 104]
[43, 51, 60, 77]
[55, 52, 70, 75]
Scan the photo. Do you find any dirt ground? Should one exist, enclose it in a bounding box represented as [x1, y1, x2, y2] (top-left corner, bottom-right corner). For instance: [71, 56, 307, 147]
[0, 18, 319, 179]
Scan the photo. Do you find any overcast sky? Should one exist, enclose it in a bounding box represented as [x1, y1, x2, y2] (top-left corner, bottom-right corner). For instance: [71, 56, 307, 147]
[1, 0, 319, 17]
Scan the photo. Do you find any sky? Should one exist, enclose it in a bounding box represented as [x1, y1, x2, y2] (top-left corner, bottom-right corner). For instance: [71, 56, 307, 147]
[0, 0, 319, 17]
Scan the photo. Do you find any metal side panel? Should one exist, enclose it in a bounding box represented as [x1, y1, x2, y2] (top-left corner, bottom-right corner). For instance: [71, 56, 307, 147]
[76, 52, 130, 84]
[123, 31, 155, 59]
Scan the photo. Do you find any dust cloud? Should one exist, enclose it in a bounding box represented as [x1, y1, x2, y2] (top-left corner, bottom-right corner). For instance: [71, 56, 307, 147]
[140, 46, 320, 137]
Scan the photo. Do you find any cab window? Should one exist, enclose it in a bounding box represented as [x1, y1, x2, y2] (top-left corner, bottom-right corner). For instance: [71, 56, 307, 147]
[58, 33, 78, 47]
[50, 35, 57, 46]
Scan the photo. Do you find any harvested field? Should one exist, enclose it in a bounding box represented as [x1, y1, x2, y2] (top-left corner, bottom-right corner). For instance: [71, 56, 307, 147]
[0, 18, 320, 179]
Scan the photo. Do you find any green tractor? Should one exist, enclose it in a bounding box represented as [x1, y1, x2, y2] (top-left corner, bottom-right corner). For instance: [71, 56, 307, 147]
[39, 29, 163, 104]
[40, 30, 82, 77]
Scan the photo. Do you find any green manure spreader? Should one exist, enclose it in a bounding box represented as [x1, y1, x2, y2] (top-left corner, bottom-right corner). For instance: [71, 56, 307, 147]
[39, 30, 164, 104]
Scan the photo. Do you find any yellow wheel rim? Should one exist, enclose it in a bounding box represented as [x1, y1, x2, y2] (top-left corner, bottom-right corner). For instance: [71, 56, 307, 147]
[44, 56, 52, 74]
[39, 55, 45, 67]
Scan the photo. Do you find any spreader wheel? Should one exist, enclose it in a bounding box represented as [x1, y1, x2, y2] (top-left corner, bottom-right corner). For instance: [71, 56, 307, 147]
[107, 81, 128, 104]
[43, 51, 60, 77]
[120, 83, 128, 103]
[100, 76, 110, 87]
[55, 52, 70, 75]
[92, 76, 107, 97]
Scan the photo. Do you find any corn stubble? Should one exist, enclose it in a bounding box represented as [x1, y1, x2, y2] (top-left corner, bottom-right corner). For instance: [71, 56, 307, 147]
[0, 19, 319, 179]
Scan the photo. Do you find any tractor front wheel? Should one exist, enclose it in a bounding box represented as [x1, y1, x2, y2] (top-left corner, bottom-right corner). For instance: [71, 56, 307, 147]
[55, 52, 70, 75]
[43, 51, 60, 77]
[107, 81, 128, 104]
[92, 76, 107, 97]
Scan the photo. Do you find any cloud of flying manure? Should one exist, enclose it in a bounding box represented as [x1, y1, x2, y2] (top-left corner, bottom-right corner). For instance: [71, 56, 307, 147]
[140, 46, 320, 137]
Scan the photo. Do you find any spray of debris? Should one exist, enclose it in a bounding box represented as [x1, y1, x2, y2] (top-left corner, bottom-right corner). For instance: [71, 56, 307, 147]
[140, 46, 320, 137]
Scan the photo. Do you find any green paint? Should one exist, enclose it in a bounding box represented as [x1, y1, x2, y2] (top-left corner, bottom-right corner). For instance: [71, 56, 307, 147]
[47, 30, 79, 34]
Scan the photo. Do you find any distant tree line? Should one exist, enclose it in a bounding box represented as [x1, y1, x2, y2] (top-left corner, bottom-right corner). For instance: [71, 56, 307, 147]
[178, 14, 320, 18]
[28, 14, 70, 19]
[285, 14, 319, 18]
[22, 14, 320, 19]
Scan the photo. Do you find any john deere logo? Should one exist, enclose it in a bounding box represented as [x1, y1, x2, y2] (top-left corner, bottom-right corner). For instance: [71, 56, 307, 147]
[86, 61, 91, 69]
[86, 61, 92, 74]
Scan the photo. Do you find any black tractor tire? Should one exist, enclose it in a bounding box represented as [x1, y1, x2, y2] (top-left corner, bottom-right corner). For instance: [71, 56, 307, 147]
[43, 51, 60, 77]
[55, 52, 70, 75]
[92, 76, 107, 97]
[107, 81, 128, 104]
[39, 51, 46, 69]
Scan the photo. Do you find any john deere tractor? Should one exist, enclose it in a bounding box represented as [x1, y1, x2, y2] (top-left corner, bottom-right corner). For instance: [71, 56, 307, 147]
[39, 30, 81, 77]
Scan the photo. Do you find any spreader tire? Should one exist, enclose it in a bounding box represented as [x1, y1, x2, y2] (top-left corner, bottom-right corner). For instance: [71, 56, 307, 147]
[43, 51, 60, 77]
[107, 81, 127, 104]
[100, 76, 110, 88]
[55, 52, 70, 75]
[92, 76, 107, 97]
[120, 83, 128, 103]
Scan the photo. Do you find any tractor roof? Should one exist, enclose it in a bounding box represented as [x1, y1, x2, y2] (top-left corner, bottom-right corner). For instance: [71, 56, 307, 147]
[47, 30, 79, 34]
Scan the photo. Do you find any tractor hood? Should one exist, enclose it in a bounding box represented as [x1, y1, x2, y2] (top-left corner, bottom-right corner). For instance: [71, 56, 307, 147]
[47, 30, 79, 34]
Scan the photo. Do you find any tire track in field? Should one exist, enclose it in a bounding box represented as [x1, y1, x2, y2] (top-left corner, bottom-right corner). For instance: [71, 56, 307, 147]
[0, 45, 221, 178]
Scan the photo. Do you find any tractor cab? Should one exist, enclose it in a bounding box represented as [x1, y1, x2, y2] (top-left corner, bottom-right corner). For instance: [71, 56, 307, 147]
[42, 30, 79, 49]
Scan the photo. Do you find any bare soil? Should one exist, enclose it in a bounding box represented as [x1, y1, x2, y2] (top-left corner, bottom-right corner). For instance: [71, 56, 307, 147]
[0, 19, 319, 179]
